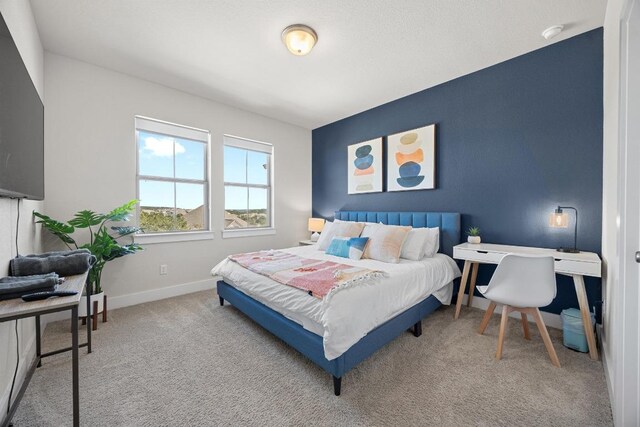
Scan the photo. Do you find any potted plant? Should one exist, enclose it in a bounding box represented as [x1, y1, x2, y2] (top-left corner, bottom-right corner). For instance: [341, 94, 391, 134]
[34, 200, 143, 327]
[467, 226, 481, 244]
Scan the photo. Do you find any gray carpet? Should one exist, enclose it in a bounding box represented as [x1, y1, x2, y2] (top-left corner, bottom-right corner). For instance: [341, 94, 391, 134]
[13, 291, 612, 426]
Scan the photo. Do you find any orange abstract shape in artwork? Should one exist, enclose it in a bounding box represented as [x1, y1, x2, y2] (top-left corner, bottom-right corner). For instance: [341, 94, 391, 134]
[395, 148, 423, 166]
[354, 166, 374, 176]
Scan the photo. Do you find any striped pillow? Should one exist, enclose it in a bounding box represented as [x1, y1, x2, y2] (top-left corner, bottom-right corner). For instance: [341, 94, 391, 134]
[363, 224, 411, 263]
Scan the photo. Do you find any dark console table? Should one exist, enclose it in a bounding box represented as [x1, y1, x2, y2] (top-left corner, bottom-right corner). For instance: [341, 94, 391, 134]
[0, 273, 90, 427]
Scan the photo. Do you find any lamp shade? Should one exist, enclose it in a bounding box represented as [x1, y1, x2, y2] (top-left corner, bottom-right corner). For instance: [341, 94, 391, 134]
[549, 211, 569, 228]
[308, 218, 325, 232]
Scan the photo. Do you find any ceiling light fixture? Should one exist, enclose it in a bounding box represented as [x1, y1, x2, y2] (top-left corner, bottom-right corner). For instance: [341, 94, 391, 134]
[541, 25, 564, 40]
[282, 24, 317, 56]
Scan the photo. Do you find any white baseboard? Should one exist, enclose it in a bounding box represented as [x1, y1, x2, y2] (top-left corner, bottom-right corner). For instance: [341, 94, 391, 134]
[107, 278, 217, 310]
[43, 278, 217, 324]
[460, 294, 562, 329]
[598, 324, 615, 415]
[0, 331, 36, 419]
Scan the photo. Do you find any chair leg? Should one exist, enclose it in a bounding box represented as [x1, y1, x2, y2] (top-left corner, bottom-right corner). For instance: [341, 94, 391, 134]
[496, 305, 509, 360]
[520, 312, 531, 340]
[532, 308, 560, 367]
[478, 301, 497, 335]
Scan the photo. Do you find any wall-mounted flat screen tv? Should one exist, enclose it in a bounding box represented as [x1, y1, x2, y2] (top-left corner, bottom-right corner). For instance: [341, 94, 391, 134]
[0, 12, 44, 200]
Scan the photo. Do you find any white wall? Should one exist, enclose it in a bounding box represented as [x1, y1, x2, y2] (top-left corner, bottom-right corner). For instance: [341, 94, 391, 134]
[42, 52, 311, 303]
[601, 0, 626, 418]
[0, 0, 43, 417]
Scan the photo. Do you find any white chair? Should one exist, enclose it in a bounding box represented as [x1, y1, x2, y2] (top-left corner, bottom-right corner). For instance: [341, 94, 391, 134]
[477, 254, 560, 367]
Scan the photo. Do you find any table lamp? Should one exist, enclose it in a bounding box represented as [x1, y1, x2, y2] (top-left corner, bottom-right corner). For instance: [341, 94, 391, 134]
[549, 206, 579, 253]
[308, 218, 325, 242]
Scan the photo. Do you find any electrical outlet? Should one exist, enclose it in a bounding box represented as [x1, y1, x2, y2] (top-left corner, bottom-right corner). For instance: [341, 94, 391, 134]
[160, 264, 168, 275]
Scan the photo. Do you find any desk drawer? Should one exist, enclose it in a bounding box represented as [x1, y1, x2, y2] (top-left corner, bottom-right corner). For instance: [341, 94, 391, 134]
[453, 247, 506, 264]
[554, 259, 601, 277]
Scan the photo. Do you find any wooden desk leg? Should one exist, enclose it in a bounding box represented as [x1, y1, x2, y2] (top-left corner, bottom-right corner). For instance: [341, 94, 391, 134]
[455, 261, 472, 319]
[467, 263, 479, 307]
[573, 274, 598, 360]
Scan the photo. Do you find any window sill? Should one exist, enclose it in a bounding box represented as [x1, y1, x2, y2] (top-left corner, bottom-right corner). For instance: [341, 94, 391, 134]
[222, 227, 276, 239]
[134, 231, 214, 245]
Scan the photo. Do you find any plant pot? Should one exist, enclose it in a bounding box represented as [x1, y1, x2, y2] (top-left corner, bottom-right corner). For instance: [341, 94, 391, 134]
[79, 291, 105, 317]
[468, 236, 481, 244]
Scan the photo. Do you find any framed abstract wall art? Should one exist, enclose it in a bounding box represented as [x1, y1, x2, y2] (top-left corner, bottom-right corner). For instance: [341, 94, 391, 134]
[347, 138, 383, 194]
[386, 124, 436, 191]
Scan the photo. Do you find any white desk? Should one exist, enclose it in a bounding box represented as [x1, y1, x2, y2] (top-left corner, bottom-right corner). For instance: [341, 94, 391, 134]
[452, 243, 601, 360]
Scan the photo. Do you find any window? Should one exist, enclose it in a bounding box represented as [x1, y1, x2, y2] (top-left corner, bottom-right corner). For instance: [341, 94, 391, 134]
[135, 117, 209, 235]
[223, 135, 273, 233]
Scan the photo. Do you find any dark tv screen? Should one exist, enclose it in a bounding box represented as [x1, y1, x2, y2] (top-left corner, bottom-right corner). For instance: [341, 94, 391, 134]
[0, 12, 44, 200]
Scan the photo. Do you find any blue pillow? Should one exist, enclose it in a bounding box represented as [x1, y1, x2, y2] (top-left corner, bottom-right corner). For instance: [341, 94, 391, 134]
[325, 237, 369, 260]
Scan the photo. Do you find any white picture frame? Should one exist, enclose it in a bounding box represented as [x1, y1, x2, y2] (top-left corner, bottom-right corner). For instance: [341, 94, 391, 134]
[347, 138, 383, 194]
[386, 124, 436, 192]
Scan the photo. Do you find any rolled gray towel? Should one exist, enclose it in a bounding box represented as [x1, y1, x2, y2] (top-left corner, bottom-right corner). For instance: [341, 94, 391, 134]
[0, 273, 60, 301]
[10, 249, 97, 277]
[16, 249, 91, 259]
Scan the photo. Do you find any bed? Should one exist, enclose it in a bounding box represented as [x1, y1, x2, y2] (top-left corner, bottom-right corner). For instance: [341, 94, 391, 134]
[212, 211, 461, 395]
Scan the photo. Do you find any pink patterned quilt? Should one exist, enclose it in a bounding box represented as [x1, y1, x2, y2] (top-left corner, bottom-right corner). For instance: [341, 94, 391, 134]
[228, 250, 383, 298]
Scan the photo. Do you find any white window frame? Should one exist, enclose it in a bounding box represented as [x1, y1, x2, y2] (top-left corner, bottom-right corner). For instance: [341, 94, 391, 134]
[134, 116, 213, 244]
[222, 134, 275, 239]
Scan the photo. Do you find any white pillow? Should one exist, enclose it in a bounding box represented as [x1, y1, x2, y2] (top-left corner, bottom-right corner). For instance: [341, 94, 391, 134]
[422, 227, 440, 258]
[317, 220, 365, 251]
[400, 228, 430, 260]
[360, 222, 380, 238]
[316, 221, 334, 249]
[396, 227, 440, 260]
[363, 223, 411, 263]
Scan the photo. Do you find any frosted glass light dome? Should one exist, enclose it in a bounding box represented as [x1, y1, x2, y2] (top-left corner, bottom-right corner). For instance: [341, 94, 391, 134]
[282, 24, 317, 56]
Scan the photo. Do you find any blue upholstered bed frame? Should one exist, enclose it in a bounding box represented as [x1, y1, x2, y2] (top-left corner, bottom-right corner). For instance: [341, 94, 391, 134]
[217, 211, 461, 395]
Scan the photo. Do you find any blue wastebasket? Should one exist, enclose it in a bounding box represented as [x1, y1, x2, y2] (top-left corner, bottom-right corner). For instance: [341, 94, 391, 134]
[561, 308, 595, 353]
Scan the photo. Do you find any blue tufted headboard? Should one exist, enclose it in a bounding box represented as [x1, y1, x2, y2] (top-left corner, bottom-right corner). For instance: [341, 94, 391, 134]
[334, 211, 461, 257]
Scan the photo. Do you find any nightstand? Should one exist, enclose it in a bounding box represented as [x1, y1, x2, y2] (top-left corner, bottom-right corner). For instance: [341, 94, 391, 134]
[299, 240, 316, 246]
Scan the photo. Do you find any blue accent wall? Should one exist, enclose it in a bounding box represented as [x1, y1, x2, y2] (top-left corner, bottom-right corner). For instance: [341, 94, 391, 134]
[312, 29, 603, 316]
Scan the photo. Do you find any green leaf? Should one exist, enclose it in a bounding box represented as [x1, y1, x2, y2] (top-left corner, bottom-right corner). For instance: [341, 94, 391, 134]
[105, 200, 138, 222]
[68, 210, 106, 228]
[104, 243, 143, 261]
[35, 203, 143, 293]
[467, 226, 481, 236]
[110, 226, 142, 238]
[34, 211, 76, 245]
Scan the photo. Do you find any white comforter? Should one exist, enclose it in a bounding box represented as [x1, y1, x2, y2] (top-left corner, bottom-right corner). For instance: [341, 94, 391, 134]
[211, 244, 461, 360]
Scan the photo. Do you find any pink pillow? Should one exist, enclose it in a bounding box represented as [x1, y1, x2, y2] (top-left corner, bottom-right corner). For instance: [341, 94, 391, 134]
[363, 224, 411, 263]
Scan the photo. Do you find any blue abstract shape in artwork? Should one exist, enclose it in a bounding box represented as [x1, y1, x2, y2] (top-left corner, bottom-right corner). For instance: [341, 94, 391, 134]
[354, 154, 374, 170]
[355, 145, 372, 158]
[397, 176, 425, 188]
[398, 161, 421, 178]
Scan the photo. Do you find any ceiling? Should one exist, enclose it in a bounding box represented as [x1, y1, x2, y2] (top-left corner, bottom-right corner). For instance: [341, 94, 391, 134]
[29, 0, 606, 130]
